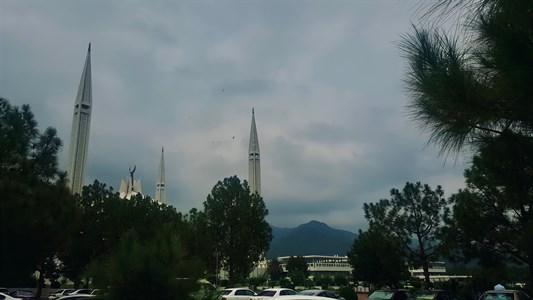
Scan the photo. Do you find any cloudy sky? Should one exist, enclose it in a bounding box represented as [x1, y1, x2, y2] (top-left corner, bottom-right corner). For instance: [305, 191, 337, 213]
[1, 0, 469, 232]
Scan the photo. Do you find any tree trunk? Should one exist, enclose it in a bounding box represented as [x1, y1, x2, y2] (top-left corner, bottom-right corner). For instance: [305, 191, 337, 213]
[422, 262, 431, 289]
[36, 268, 45, 298]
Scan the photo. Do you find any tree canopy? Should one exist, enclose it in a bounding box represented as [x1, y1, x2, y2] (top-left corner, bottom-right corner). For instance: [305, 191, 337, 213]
[286, 256, 309, 286]
[347, 228, 408, 288]
[401, 0, 533, 285]
[0, 98, 78, 293]
[400, 0, 533, 155]
[88, 225, 202, 300]
[201, 175, 272, 285]
[363, 182, 449, 286]
[59, 180, 188, 287]
[443, 134, 533, 279]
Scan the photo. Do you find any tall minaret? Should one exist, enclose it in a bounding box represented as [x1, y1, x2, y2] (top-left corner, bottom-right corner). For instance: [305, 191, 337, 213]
[248, 108, 261, 195]
[67, 43, 93, 195]
[155, 147, 166, 203]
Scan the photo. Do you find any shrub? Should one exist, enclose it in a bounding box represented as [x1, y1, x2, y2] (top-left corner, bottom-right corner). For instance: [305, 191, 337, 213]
[339, 286, 358, 300]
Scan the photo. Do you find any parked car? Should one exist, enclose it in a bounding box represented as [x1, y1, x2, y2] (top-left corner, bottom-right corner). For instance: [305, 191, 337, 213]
[49, 289, 76, 299]
[255, 288, 297, 299]
[8, 290, 35, 299]
[89, 290, 102, 296]
[479, 290, 532, 300]
[298, 289, 345, 300]
[0, 292, 19, 300]
[368, 290, 410, 300]
[219, 288, 257, 300]
[68, 290, 92, 296]
[57, 295, 96, 300]
[413, 290, 460, 300]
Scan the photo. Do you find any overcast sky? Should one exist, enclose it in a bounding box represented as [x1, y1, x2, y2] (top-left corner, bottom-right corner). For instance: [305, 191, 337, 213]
[1, 0, 469, 232]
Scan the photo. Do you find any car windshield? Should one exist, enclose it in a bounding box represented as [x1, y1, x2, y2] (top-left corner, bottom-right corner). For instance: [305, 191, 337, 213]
[258, 291, 276, 296]
[221, 290, 231, 295]
[369, 291, 395, 300]
[299, 291, 319, 296]
[414, 292, 436, 300]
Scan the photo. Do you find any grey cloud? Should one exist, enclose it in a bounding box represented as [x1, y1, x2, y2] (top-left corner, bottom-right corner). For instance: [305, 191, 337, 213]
[1, 1, 469, 232]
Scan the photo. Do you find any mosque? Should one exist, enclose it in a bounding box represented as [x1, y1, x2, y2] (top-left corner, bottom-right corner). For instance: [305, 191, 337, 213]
[66, 44, 262, 202]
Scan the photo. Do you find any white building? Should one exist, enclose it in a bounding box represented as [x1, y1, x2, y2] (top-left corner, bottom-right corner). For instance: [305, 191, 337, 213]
[409, 261, 470, 282]
[277, 255, 353, 278]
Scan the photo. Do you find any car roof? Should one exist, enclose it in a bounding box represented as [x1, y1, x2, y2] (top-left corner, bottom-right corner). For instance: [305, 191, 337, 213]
[263, 288, 294, 291]
[224, 287, 253, 290]
[272, 296, 333, 300]
[57, 295, 95, 299]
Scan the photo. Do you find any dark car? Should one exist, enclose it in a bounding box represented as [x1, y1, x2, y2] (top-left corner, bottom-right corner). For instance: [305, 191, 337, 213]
[413, 290, 460, 300]
[479, 290, 532, 300]
[298, 290, 345, 300]
[368, 290, 410, 300]
[8, 290, 35, 299]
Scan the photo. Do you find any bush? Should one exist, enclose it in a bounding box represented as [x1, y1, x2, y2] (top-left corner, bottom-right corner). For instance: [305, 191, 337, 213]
[280, 278, 294, 289]
[50, 281, 61, 289]
[339, 286, 358, 300]
[87, 226, 203, 300]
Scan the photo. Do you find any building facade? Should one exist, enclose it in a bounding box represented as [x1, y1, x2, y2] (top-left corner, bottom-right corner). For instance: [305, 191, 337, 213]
[277, 255, 352, 278]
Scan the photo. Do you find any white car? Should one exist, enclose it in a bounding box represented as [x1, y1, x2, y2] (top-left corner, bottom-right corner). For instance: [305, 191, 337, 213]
[0, 292, 19, 300]
[57, 295, 95, 300]
[49, 289, 76, 299]
[298, 290, 345, 300]
[68, 289, 93, 295]
[220, 287, 257, 300]
[255, 288, 297, 299]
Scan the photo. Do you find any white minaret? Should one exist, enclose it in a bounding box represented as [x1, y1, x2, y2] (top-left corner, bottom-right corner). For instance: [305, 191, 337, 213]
[67, 43, 92, 195]
[155, 147, 166, 203]
[248, 108, 261, 195]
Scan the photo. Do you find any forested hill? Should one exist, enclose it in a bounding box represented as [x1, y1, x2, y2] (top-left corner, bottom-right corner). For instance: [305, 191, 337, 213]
[267, 220, 357, 259]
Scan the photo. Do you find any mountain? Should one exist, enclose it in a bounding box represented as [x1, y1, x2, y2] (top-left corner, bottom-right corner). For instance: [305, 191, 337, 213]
[267, 220, 357, 259]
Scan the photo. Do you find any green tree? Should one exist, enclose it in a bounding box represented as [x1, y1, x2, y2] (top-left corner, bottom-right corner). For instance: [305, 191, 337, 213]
[286, 256, 309, 276]
[0, 98, 78, 295]
[339, 286, 358, 300]
[60, 180, 187, 286]
[202, 175, 272, 285]
[400, 0, 533, 155]
[347, 228, 408, 288]
[88, 225, 203, 300]
[314, 275, 333, 289]
[334, 274, 349, 287]
[400, 0, 533, 284]
[443, 134, 533, 281]
[363, 182, 449, 286]
[286, 256, 309, 287]
[267, 259, 284, 282]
